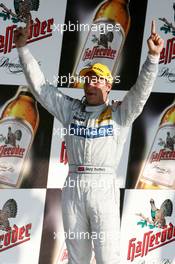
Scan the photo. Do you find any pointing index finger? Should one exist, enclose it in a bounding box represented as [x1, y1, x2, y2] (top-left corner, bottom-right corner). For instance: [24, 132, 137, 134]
[25, 15, 31, 32]
[151, 20, 156, 35]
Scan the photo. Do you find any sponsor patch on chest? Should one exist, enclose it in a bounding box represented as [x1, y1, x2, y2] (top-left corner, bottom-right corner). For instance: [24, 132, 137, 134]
[96, 107, 112, 124]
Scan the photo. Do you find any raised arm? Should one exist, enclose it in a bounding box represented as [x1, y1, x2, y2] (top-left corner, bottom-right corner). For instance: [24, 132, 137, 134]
[116, 21, 164, 126]
[14, 19, 79, 125]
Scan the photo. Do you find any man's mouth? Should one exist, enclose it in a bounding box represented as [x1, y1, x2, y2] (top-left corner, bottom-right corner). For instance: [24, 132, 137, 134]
[86, 92, 96, 96]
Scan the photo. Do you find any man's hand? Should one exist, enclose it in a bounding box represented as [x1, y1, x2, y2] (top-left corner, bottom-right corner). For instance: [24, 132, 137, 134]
[147, 20, 164, 56]
[14, 19, 30, 48]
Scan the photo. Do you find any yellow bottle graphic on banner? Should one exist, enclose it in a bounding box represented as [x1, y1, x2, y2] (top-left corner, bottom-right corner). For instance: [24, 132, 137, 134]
[70, 0, 130, 88]
[136, 101, 175, 189]
[0, 86, 39, 187]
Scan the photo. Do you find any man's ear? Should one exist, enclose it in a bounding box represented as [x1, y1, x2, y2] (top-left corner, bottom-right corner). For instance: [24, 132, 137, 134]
[106, 83, 112, 93]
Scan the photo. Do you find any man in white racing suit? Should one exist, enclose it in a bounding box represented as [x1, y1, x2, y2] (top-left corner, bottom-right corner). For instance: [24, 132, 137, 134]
[14, 20, 164, 264]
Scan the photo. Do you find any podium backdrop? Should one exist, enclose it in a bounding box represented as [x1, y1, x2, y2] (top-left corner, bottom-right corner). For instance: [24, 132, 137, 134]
[0, 0, 175, 263]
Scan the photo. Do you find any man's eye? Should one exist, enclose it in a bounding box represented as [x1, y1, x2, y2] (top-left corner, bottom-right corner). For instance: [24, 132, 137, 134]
[98, 78, 105, 84]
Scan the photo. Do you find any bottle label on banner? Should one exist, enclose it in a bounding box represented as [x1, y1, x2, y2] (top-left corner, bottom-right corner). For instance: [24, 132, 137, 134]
[72, 19, 125, 87]
[141, 124, 175, 188]
[0, 117, 33, 186]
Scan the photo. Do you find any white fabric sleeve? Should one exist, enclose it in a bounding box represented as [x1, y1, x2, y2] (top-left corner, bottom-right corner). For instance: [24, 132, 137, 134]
[115, 53, 159, 126]
[18, 46, 79, 125]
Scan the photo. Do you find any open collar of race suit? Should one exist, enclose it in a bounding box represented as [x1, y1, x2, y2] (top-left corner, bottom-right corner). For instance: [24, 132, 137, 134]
[85, 99, 109, 113]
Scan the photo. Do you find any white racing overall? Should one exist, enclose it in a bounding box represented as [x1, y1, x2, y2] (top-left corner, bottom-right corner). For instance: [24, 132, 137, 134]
[18, 47, 159, 264]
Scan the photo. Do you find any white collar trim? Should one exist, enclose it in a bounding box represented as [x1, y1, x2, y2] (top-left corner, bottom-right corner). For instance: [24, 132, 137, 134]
[85, 99, 109, 112]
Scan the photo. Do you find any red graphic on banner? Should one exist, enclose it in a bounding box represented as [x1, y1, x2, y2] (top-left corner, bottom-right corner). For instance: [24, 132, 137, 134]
[0, 18, 54, 54]
[149, 149, 175, 163]
[0, 198, 32, 252]
[127, 223, 175, 262]
[0, 145, 25, 158]
[0, 223, 32, 252]
[61, 248, 68, 261]
[159, 37, 175, 64]
[82, 47, 117, 61]
[60, 141, 68, 165]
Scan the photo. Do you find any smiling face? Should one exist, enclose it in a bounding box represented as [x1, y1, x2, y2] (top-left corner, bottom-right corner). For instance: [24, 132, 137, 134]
[83, 71, 112, 106]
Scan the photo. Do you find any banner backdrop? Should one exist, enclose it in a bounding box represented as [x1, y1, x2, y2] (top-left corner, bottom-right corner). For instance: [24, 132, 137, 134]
[121, 190, 175, 264]
[139, 0, 175, 93]
[0, 85, 53, 188]
[126, 92, 175, 189]
[58, 0, 148, 90]
[0, 189, 46, 264]
[0, 0, 175, 263]
[0, 0, 67, 85]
